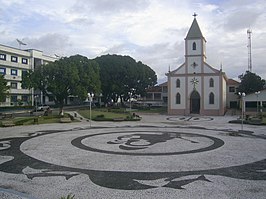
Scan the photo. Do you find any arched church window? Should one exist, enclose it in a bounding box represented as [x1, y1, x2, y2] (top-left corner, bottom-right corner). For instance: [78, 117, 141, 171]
[209, 92, 214, 104]
[209, 78, 214, 87]
[176, 93, 181, 104]
[192, 42, 196, 50]
[176, 79, 180, 88]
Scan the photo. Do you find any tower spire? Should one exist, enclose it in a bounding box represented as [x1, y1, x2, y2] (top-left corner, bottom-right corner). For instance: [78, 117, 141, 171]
[193, 12, 198, 18]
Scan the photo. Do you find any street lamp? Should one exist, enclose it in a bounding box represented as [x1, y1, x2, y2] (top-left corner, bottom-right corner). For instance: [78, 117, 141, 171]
[238, 92, 246, 132]
[128, 91, 132, 113]
[88, 93, 94, 128]
[34, 95, 38, 115]
[128, 88, 135, 113]
[255, 91, 260, 115]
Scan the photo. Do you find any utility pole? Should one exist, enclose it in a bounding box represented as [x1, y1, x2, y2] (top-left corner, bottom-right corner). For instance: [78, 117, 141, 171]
[247, 29, 252, 72]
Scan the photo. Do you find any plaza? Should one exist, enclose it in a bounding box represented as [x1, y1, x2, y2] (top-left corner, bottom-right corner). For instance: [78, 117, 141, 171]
[0, 114, 265, 199]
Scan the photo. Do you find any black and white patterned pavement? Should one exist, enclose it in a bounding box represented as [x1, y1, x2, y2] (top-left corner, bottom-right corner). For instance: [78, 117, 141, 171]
[0, 115, 265, 199]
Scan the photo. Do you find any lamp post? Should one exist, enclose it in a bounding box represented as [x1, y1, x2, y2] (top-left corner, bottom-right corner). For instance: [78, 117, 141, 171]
[238, 92, 246, 132]
[128, 91, 132, 113]
[34, 95, 38, 115]
[88, 93, 94, 128]
[128, 88, 135, 113]
[255, 91, 260, 116]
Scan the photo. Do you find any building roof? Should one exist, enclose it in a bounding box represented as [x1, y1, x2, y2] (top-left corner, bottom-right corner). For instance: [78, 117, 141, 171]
[146, 86, 162, 92]
[185, 18, 204, 39]
[227, 79, 240, 85]
[159, 82, 167, 87]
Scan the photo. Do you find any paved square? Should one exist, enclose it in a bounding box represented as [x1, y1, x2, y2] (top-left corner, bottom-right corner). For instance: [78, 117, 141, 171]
[0, 115, 265, 199]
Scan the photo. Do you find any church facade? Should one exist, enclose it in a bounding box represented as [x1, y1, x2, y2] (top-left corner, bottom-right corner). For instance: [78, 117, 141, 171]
[166, 16, 227, 116]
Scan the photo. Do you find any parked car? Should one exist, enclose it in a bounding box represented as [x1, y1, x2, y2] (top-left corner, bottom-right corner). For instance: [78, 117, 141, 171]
[35, 105, 50, 111]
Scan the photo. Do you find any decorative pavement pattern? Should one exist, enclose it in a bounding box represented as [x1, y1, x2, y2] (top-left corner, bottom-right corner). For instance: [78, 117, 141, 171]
[0, 118, 266, 198]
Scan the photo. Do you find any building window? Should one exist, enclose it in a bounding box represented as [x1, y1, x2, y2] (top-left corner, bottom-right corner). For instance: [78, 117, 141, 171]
[0, 67, 6, 74]
[192, 42, 196, 50]
[11, 56, 18, 63]
[0, 54, 6, 60]
[154, 93, 161, 100]
[22, 70, 28, 77]
[48, 96, 54, 102]
[229, 86, 235, 93]
[11, 95, 17, 102]
[176, 93, 181, 104]
[209, 78, 214, 87]
[22, 95, 28, 102]
[176, 79, 180, 88]
[10, 82, 18, 89]
[146, 93, 153, 100]
[209, 92, 214, 104]
[11, 69, 18, 76]
[22, 58, 28, 64]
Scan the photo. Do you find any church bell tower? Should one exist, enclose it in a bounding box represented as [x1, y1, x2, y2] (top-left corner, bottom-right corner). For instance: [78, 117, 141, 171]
[185, 13, 206, 74]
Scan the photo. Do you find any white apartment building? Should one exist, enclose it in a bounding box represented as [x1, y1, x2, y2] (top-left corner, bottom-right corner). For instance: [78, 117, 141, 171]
[0, 44, 57, 107]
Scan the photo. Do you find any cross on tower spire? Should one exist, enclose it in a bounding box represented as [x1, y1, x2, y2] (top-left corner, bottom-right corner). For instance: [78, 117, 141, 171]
[193, 12, 197, 18]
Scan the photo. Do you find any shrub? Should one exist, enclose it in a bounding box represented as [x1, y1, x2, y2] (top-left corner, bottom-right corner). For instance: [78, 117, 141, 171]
[60, 194, 75, 199]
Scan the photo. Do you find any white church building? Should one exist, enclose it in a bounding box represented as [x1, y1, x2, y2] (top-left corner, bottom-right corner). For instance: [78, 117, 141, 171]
[166, 16, 228, 116]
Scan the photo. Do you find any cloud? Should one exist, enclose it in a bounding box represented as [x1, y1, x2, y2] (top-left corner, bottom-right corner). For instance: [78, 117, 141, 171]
[0, 0, 266, 83]
[71, 0, 150, 14]
[223, 9, 262, 31]
[24, 33, 71, 56]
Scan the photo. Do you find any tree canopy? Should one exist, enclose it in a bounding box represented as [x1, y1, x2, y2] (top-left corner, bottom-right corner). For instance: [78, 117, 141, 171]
[94, 54, 157, 103]
[238, 71, 265, 94]
[22, 55, 101, 110]
[0, 74, 9, 102]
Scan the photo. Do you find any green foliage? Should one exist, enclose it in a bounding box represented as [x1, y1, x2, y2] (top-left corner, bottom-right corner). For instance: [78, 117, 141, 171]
[94, 54, 157, 104]
[0, 74, 9, 102]
[22, 55, 101, 110]
[238, 71, 265, 94]
[78, 109, 130, 121]
[60, 194, 75, 199]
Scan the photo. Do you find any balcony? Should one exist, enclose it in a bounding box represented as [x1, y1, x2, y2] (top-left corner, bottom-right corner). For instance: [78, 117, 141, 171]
[5, 74, 22, 81]
[9, 88, 31, 95]
[0, 59, 30, 69]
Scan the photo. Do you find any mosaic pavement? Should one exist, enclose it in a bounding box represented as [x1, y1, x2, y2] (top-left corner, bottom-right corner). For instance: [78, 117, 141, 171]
[0, 116, 266, 198]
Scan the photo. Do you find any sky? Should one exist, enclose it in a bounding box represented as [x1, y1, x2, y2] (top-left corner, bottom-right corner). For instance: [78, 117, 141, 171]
[0, 0, 266, 84]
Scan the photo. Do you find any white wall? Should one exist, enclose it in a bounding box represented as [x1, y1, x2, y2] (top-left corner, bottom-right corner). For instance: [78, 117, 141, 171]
[188, 76, 202, 96]
[170, 76, 186, 109]
[187, 39, 201, 56]
[187, 57, 202, 74]
[204, 76, 220, 109]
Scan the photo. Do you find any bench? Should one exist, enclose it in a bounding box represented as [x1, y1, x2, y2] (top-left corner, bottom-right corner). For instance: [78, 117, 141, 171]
[1, 120, 15, 127]
[60, 117, 72, 123]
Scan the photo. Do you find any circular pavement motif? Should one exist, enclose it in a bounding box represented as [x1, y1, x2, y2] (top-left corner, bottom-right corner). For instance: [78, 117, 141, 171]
[19, 126, 266, 173]
[167, 116, 213, 122]
[1, 126, 265, 191]
[72, 131, 224, 156]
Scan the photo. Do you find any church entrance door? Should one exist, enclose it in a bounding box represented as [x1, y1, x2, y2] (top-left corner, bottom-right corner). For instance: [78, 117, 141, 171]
[190, 91, 200, 114]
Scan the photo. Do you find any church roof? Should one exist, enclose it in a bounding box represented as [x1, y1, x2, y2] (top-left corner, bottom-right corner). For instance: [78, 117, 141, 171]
[185, 18, 204, 39]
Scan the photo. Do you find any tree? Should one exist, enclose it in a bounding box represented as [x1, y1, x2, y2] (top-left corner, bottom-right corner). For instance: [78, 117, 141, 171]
[238, 71, 265, 94]
[22, 55, 101, 113]
[0, 74, 9, 102]
[94, 54, 157, 104]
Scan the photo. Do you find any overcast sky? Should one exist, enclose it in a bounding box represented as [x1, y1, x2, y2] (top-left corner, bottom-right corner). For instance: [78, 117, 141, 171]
[1, 0, 265, 83]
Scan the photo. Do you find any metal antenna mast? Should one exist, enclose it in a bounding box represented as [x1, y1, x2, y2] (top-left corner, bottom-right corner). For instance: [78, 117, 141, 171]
[247, 29, 252, 72]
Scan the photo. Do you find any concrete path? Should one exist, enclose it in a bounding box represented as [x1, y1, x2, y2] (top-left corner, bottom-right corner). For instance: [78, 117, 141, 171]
[0, 114, 265, 199]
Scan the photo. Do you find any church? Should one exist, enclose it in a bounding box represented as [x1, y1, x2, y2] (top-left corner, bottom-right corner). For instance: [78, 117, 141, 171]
[166, 15, 228, 116]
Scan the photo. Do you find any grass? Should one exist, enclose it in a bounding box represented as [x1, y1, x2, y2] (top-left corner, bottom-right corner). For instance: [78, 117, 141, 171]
[0, 114, 71, 127]
[78, 109, 130, 121]
[135, 106, 167, 114]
